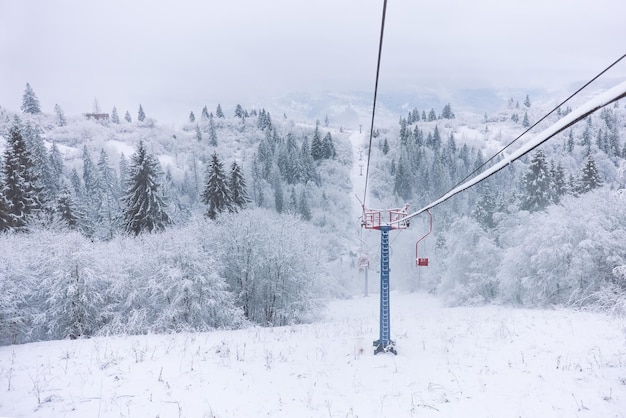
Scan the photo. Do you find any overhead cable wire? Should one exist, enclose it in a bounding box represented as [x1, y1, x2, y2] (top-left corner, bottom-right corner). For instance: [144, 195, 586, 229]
[446, 53, 626, 194]
[393, 78, 626, 225]
[362, 0, 388, 207]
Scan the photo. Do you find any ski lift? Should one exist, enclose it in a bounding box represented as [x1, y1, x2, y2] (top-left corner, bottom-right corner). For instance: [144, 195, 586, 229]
[358, 254, 370, 268]
[415, 209, 432, 267]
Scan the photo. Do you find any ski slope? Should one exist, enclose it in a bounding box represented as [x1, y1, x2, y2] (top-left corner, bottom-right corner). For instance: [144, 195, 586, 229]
[1, 292, 625, 417]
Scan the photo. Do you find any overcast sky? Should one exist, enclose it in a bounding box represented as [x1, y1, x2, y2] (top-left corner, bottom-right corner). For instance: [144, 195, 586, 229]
[1, 0, 624, 124]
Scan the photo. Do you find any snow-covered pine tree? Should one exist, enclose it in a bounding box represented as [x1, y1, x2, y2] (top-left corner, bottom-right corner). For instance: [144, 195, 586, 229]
[208, 117, 218, 146]
[1, 123, 41, 229]
[111, 106, 120, 124]
[124, 111, 132, 123]
[54, 104, 67, 126]
[82, 146, 101, 233]
[189, 111, 196, 123]
[201, 105, 210, 121]
[441, 103, 455, 119]
[201, 152, 232, 219]
[298, 189, 311, 221]
[216, 104, 225, 118]
[121, 141, 171, 235]
[22, 122, 55, 208]
[96, 149, 121, 239]
[21, 83, 41, 114]
[520, 149, 553, 212]
[137, 104, 146, 122]
[311, 125, 323, 161]
[0, 190, 11, 232]
[56, 186, 83, 231]
[578, 154, 603, 193]
[229, 160, 250, 211]
[235, 104, 244, 119]
[322, 132, 336, 159]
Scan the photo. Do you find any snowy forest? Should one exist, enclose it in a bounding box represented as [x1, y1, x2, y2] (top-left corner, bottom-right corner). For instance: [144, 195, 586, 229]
[1, 83, 626, 346]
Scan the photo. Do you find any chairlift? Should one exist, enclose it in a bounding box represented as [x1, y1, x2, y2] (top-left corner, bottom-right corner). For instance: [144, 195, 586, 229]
[415, 209, 432, 267]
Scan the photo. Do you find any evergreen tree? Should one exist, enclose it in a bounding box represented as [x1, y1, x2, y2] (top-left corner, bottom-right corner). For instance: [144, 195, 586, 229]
[382, 138, 390, 155]
[216, 104, 225, 118]
[97, 149, 121, 239]
[428, 108, 437, 121]
[54, 104, 67, 126]
[201, 153, 232, 219]
[298, 189, 312, 221]
[201, 106, 210, 121]
[21, 83, 41, 114]
[111, 106, 120, 124]
[520, 150, 553, 212]
[432, 125, 442, 150]
[578, 155, 603, 193]
[524, 94, 531, 107]
[124, 111, 132, 123]
[235, 104, 244, 118]
[195, 125, 203, 142]
[229, 160, 250, 211]
[311, 126, 323, 160]
[23, 122, 55, 207]
[274, 174, 284, 214]
[299, 138, 317, 184]
[118, 153, 128, 193]
[1, 123, 41, 228]
[189, 111, 196, 123]
[121, 141, 171, 235]
[288, 187, 298, 213]
[473, 188, 497, 229]
[208, 117, 218, 146]
[551, 161, 568, 201]
[566, 130, 575, 154]
[322, 132, 336, 159]
[393, 153, 412, 200]
[137, 105, 146, 122]
[0, 190, 11, 232]
[441, 103, 455, 119]
[56, 186, 82, 230]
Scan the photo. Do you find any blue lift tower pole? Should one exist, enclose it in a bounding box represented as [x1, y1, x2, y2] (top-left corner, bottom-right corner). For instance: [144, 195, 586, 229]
[373, 225, 396, 354]
[361, 204, 408, 355]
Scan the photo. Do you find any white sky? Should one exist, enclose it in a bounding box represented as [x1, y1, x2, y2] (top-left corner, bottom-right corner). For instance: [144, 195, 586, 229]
[1, 0, 624, 123]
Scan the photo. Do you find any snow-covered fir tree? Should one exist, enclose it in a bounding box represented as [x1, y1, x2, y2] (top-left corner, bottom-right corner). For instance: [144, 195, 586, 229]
[578, 154, 602, 193]
[1, 123, 41, 229]
[229, 160, 250, 211]
[201, 152, 232, 219]
[54, 104, 67, 126]
[520, 149, 553, 212]
[21, 83, 41, 114]
[111, 106, 120, 124]
[121, 141, 171, 235]
[137, 104, 146, 122]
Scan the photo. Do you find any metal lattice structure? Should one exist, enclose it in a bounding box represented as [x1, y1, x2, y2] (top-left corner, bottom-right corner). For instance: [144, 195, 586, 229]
[362, 206, 409, 355]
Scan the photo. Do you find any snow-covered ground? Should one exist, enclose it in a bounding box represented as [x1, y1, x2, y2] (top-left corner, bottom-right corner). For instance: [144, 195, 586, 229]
[1, 292, 625, 417]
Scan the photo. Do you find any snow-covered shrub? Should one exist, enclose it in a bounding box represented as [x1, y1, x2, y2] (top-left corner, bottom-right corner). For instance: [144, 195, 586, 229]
[438, 217, 501, 305]
[218, 208, 328, 326]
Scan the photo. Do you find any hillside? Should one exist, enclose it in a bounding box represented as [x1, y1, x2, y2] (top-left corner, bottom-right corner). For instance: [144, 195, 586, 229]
[1, 292, 625, 417]
[1, 83, 626, 347]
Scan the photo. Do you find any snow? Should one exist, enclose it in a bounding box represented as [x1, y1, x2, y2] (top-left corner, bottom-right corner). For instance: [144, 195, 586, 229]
[1, 292, 624, 417]
[405, 80, 626, 221]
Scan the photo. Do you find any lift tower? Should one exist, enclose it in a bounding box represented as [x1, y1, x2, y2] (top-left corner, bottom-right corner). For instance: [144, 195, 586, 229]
[362, 205, 409, 355]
